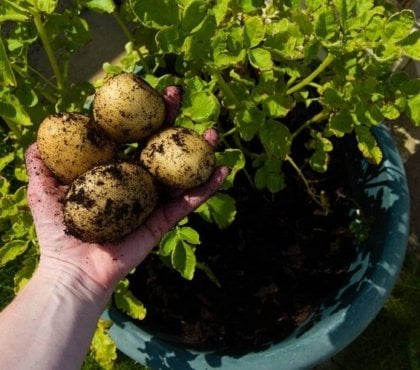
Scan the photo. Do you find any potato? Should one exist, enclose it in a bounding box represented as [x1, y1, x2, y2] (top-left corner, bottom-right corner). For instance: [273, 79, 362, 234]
[140, 127, 216, 189]
[37, 113, 117, 184]
[93, 73, 166, 143]
[63, 162, 158, 243]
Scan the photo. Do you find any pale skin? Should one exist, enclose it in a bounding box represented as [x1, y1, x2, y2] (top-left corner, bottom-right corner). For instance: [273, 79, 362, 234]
[0, 89, 228, 370]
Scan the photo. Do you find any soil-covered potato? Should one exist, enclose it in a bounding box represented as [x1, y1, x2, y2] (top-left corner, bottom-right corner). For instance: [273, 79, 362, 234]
[63, 162, 158, 243]
[140, 127, 216, 189]
[93, 73, 166, 143]
[37, 112, 117, 184]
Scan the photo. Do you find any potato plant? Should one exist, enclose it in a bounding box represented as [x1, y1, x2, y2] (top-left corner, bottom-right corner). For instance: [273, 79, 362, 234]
[1, 0, 420, 368]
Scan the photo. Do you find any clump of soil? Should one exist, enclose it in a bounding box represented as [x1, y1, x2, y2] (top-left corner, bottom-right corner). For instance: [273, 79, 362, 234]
[127, 140, 359, 354]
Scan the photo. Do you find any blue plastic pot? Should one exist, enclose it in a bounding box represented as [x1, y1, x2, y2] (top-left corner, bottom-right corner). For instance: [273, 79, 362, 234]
[103, 125, 409, 370]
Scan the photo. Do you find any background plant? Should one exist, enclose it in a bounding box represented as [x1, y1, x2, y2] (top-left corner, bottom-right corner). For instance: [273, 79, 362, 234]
[1, 0, 419, 368]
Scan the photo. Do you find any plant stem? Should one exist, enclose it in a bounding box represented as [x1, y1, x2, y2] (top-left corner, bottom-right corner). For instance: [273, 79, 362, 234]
[32, 12, 65, 92]
[220, 127, 237, 137]
[286, 53, 335, 95]
[26, 65, 57, 90]
[112, 11, 151, 74]
[113, 11, 136, 44]
[212, 70, 241, 108]
[285, 155, 326, 211]
[292, 110, 330, 139]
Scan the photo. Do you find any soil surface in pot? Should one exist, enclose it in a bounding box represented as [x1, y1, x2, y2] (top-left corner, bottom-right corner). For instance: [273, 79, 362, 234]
[127, 140, 360, 354]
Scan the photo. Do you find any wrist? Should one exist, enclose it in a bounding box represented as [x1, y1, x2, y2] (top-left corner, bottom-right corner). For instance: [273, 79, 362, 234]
[35, 257, 114, 311]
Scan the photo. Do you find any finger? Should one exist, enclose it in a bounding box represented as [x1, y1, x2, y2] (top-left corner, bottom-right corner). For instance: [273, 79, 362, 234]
[203, 128, 219, 149]
[114, 165, 230, 270]
[25, 143, 67, 224]
[163, 85, 181, 125]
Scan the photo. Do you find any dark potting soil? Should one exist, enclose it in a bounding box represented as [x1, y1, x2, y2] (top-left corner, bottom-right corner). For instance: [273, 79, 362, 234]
[127, 142, 360, 354]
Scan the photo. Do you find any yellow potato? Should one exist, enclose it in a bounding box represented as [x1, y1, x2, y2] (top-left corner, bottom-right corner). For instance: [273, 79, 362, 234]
[93, 73, 166, 143]
[63, 162, 158, 243]
[37, 113, 117, 184]
[140, 127, 216, 189]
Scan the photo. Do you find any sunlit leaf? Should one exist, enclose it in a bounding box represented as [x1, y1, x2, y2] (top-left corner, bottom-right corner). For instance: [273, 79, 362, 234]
[114, 279, 147, 320]
[159, 229, 179, 256]
[260, 120, 292, 159]
[129, 0, 180, 28]
[244, 16, 265, 48]
[172, 241, 196, 280]
[216, 149, 246, 190]
[355, 125, 383, 165]
[178, 226, 200, 245]
[14, 256, 38, 292]
[196, 192, 236, 229]
[384, 10, 415, 43]
[90, 319, 117, 370]
[79, 0, 116, 13]
[182, 91, 220, 122]
[0, 37, 16, 87]
[0, 240, 29, 266]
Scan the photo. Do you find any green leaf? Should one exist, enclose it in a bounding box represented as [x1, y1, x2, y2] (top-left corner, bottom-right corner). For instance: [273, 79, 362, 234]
[407, 94, 420, 125]
[0, 37, 16, 87]
[130, 0, 180, 28]
[0, 89, 32, 128]
[114, 279, 147, 320]
[332, 0, 357, 23]
[262, 93, 293, 118]
[399, 31, 420, 60]
[182, 14, 217, 61]
[239, 0, 264, 12]
[14, 165, 28, 182]
[213, 0, 229, 25]
[79, 0, 116, 13]
[30, 0, 58, 14]
[244, 16, 265, 48]
[309, 132, 333, 173]
[159, 229, 179, 256]
[328, 109, 354, 137]
[248, 47, 273, 70]
[0, 152, 14, 172]
[355, 126, 383, 165]
[381, 103, 400, 121]
[181, 0, 207, 33]
[0, 240, 29, 267]
[0, 196, 18, 218]
[216, 148, 246, 190]
[182, 91, 220, 122]
[265, 19, 305, 60]
[254, 159, 285, 193]
[315, 9, 338, 41]
[90, 319, 117, 370]
[178, 226, 200, 245]
[201, 192, 236, 229]
[156, 25, 184, 53]
[234, 104, 265, 141]
[14, 256, 38, 293]
[212, 26, 246, 68]
[259, 120, 292, 160]
[0, 1, 30, 21]
[384, 10, 415, 43]
[323, 87, 346, 109]
[172, 242, 196, 280]
[0, 177, 10, 195]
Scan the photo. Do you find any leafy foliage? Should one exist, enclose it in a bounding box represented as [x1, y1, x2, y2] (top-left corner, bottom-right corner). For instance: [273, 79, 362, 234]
[1, 0, 419, 367]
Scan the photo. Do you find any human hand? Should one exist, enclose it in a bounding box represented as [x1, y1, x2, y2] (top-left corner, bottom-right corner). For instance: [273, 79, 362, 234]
[26, 87, 229, 294]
